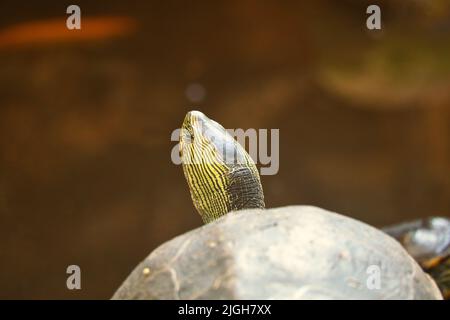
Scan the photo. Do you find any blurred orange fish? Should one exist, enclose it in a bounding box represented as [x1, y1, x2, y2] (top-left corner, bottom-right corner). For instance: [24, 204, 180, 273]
[0, 16, 137, 49]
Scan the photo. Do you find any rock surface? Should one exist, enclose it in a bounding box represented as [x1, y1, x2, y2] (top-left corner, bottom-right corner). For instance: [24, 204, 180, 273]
[112, 206, 443, 300]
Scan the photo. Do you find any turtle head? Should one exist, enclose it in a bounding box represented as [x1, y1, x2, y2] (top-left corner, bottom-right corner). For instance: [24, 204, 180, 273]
[180, 110, 245, 166]
[179, 110, 265, 224]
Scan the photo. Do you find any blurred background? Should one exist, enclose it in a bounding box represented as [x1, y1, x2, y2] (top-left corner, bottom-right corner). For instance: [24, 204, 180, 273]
[0, 0, 449, 299]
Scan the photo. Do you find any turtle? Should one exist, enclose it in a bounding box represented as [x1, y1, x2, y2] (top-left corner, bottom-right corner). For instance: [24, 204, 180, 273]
[112, 110, 444, 300]
[382, 217, 450, 299]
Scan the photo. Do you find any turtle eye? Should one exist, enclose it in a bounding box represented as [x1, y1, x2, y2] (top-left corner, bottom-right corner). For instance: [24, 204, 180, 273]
[185, 131, 194, 144]
[181, 128, 193, 143]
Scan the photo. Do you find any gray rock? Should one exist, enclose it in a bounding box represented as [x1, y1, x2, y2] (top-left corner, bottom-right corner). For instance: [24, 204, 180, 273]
[112, 206, 443, 299]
